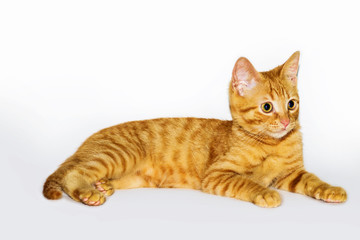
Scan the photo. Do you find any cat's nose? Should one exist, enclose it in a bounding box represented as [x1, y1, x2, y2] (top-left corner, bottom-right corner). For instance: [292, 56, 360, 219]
[280, 118, 290, 128]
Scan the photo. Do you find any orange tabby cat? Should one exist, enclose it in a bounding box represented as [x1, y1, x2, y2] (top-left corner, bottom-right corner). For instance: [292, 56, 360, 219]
[43, 52, 347, 207]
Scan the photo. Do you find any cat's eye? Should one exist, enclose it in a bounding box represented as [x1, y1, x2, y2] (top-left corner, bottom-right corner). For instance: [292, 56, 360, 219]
[261, 102, 273, 113]
[288, 100, 296, 110]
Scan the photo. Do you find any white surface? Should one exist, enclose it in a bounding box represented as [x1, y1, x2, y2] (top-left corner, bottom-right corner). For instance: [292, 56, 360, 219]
[1, 0, 359, 239]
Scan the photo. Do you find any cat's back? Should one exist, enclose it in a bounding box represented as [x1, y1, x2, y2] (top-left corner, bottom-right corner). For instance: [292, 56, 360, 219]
[109, 117, 229, 144]
[82, 117, 232, 154]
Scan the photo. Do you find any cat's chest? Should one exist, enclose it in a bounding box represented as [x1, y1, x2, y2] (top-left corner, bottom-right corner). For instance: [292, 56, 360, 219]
[248, 148, 302, 187]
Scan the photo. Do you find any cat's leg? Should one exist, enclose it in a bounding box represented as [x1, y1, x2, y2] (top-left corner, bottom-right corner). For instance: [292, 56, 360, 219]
[105, 174, 152, 190]
[62, 170, 107, 206]
[60, 153, 120, 206]
[94, 171, 153, 195]
[93, 173, 152, 196]
[69, 140, 144, 204]
[202, 170, 281, 208]
[43, 155, 108, 206]
[274, 169, 347, 203]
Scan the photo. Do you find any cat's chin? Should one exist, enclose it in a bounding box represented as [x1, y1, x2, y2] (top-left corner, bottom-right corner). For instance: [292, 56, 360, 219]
[267, 130, 289, 139]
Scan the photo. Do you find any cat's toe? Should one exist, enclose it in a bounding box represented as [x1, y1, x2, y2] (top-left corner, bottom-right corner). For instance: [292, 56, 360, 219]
[314, 186, 347, 203]
[252, 189, 281, 208]
[95, 179, 114, 197]
[79, 189, 106, 206]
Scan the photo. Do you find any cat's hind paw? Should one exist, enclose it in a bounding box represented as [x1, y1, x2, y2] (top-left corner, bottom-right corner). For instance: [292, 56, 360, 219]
[95, 179, 115, 197]
[78, 189, 106, 206]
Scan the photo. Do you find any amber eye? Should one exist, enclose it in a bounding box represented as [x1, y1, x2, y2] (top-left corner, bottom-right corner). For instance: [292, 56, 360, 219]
[261, 102, 273, 113]
[288, 100, 296, 110]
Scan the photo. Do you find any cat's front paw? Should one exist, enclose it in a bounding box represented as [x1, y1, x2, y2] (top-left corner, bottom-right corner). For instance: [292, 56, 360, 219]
[314, 185, 347, 203]
[252, 189, 281, 208]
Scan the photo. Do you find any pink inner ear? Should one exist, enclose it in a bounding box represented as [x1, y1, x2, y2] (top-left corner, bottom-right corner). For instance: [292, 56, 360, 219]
[232, 57, 259, 96]
[232, 79, 249, 96]
[235, 69, 249, 81]
[289, 64, 298, 73]
[286, 63, 298, 83]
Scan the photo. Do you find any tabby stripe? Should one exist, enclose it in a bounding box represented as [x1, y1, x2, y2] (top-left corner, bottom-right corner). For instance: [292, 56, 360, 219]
[241, 116, 261, 125]
[76, 169, 92, 179]
[183, 118, 193, 131]
[81, 165, 101, 179]
[112, 141, 134, 160]
[177, 165, 186, 175]
[130, 143, 140, 166]
[173, 150, 187, 177]
[289, 171, 306, 192]
[175, 121, 188, 144]
[168, 167, 174, 176]
[209, 176, 225, 192]
[101, 151, 118, 176]
[82, 165, 100, 173]
[212, 174, 235, 192]
[186, 150, 195, 178]
[100, 142, 121, 156]
[102, 139, 132, 162]
[103, 144, 128, 173]
[129, 128, 145, 159]
[114, 130, 141, 160]
[203, 170, 237, 189]
[268, 83, 275, 99]
[281, 87, 287, 98]
[274, 167, 299, 188]
[246, 181, 261, 193]
[284, 157, 302, 166]
[203, 169, 238, 180]
[220, 175, 237, 195]
[223, 159, 244, 169]
[312, 183, 328, 195]
[271, 84, 281, 97]
[108, 142, 133, 170]
[215, 174, 236, 194]
[239, 106, 257, 113]
[189, 121, 203, 140]
[233, 178, 246, 194]
[187, 150, 200, 179]
[93, 158, 110, 173]
[203, 175, 218, 189]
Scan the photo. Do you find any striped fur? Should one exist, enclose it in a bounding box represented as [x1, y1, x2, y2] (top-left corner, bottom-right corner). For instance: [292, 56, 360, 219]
[43, 52, 347, 207]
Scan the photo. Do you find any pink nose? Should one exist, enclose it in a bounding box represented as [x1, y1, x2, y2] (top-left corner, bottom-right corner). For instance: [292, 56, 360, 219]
[280, 119, 290, 128]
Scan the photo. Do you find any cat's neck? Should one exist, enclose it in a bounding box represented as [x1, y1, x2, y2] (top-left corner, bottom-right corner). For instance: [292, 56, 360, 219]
[230, 121, 300, 146]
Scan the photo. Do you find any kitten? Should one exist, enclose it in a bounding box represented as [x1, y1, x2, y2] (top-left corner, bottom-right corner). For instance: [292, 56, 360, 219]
[43, 52, 347, 207]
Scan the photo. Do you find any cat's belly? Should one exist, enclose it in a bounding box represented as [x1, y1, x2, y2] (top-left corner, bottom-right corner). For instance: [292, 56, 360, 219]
[110, 174, 203, 190]
[137, 165, 203, 190]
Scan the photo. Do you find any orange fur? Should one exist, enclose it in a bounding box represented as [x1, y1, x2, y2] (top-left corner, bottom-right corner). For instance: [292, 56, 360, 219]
[43, 52, 347, 207]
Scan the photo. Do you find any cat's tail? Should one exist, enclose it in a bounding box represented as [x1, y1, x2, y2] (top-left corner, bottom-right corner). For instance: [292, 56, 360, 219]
[43, 157, 75, 200]
[43, 171, 63, 200]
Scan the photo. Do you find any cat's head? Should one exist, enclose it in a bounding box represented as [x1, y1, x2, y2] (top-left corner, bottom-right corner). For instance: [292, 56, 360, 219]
[229, 52, 300, 139]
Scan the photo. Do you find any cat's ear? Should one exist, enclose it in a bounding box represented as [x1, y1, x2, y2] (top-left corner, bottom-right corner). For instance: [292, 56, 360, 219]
[281, 51, 300, 85]
[232, 57, 260, 96]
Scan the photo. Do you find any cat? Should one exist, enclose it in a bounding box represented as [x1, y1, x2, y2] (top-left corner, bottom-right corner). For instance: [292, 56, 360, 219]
[43, 52, 347, 207]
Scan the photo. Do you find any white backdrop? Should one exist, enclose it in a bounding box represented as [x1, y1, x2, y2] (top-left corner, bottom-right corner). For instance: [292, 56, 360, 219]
[1, 0, 359, 239]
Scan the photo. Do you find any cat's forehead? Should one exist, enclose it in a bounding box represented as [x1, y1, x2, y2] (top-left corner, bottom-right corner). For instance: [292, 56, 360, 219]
[261, 77, 298, 100]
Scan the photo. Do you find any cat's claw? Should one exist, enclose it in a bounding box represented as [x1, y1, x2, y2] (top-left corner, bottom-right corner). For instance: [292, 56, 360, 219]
[95, 179, 114, 197]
